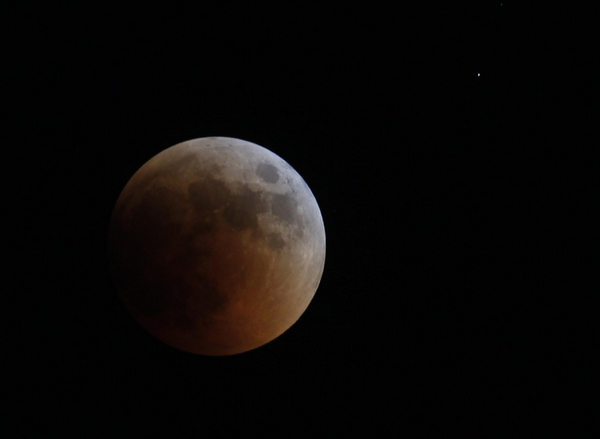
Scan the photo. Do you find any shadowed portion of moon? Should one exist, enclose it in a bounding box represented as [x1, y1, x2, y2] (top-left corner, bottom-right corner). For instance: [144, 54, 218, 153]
[109, 137, 325, 355]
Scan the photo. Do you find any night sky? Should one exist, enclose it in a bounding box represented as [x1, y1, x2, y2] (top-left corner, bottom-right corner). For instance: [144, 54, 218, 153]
[24, 3, 594, 436]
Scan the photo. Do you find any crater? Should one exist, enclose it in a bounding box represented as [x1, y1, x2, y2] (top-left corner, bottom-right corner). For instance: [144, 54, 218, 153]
[256, 162, 280, 184]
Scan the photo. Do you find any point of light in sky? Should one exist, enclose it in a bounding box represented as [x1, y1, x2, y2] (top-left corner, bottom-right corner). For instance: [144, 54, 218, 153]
[477, 73, 481, 77]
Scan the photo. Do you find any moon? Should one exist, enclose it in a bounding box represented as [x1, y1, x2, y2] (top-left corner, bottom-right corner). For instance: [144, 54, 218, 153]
[108, 137, 326, 355]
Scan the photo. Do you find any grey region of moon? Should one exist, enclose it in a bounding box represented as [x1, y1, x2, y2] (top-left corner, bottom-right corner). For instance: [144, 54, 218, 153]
[108, 137, 326, 355]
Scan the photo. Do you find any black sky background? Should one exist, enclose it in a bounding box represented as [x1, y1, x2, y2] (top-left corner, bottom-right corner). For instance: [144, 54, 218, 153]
[24, 3, 594, 436]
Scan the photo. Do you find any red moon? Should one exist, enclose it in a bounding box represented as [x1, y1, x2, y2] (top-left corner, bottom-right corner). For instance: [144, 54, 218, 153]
[108, 137, 326, 355]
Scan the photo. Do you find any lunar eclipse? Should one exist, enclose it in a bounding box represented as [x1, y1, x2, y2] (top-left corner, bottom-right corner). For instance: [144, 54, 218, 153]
[108, 137, 326, 355]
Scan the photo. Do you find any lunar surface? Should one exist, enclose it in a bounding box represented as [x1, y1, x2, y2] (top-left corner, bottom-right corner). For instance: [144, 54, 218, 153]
[108, 137, 326, 355]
